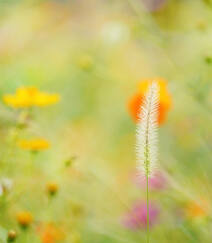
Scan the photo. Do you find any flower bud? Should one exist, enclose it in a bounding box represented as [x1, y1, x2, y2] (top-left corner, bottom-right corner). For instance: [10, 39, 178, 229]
[7, 230, 17, 242]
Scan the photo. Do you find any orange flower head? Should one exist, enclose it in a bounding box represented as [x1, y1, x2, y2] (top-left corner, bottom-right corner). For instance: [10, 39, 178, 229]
[128, 78, 172, 125]
[46, 182, 59, 196]
[39, 223, 65, 243]
[16, 211, 33, 228]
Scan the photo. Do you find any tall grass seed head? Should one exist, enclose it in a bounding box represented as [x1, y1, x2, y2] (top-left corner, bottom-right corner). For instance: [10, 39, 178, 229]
[136, 82, 159, 178]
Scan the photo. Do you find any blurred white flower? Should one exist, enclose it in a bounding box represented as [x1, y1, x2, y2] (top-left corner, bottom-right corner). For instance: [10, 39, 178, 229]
[141, 0, 167, 12]
[0, 178, 13, 196]
[100, 21, 130, 45]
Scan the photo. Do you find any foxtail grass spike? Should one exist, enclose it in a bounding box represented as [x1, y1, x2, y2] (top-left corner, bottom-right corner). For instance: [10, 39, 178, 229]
[136, 82, 159, 178]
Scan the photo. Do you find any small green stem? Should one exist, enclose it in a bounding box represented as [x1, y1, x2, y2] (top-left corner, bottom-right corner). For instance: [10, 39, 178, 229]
[146, 174, 150, 243]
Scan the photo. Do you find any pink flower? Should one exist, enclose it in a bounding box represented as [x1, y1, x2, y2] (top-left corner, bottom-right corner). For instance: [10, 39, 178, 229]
[141, 0, 167, 12]
[122, 201, 159, 230]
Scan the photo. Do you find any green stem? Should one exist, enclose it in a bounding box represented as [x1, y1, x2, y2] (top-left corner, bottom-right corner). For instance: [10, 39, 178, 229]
[146, 174, 150, 243]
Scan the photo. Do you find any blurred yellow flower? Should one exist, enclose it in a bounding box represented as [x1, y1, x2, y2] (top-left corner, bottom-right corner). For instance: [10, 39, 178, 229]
[16, 211, 33, 228]
[18, 138, 50, 151]
[3, 87, 60, 108]
[46, 182, 59, 196]
[185, 201, 208, 219]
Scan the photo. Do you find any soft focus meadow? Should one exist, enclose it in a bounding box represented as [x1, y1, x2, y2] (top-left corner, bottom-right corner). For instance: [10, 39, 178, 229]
[0, 0, 212, 242]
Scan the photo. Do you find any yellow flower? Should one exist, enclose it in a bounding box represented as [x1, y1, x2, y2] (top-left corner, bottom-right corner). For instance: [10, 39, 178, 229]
[71, 202, 84, 218]
[3, 87, 36, 108]
[18, 138, 50, 151]
[33, 92, 60, 107]
[16, 211, 33, 228]
[3, 87, 60, 108]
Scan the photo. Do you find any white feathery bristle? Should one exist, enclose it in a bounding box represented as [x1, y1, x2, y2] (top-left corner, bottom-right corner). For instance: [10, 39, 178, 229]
[136, 82, 159, 178]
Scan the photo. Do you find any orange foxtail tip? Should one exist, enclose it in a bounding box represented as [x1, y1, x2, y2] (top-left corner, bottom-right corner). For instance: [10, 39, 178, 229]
[128, 78, 171, 125]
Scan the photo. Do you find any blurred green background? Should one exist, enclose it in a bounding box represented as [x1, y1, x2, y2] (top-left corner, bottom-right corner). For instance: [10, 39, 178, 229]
[0, 0, 212, 242]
